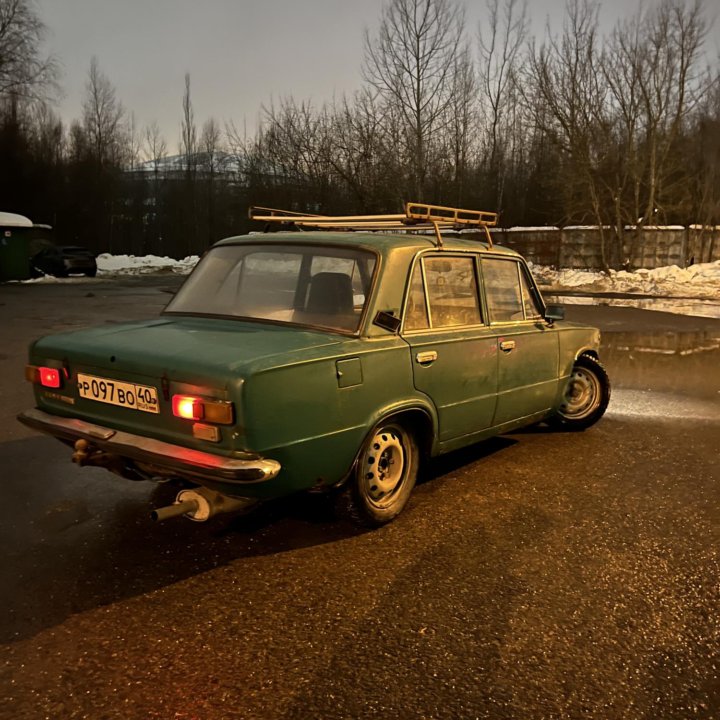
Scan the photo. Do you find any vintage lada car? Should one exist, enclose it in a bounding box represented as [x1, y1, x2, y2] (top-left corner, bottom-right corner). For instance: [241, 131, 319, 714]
[19, 203, 610, 526]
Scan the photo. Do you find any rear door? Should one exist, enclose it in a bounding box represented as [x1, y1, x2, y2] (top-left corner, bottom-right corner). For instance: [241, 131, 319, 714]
[402, 253, 498, 443]
[480, 257, 559, 426]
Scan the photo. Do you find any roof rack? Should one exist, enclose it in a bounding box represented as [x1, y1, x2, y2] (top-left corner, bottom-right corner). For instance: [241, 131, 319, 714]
[248, 202, 498, 249]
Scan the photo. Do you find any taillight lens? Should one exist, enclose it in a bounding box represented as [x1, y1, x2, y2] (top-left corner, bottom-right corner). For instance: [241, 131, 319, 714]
[27, 365, 63, 388]
[26, 365, 64, 388]
[172, 395, 234, 425]
[172, 395, 204, 421]
[40, 367, 62, 388]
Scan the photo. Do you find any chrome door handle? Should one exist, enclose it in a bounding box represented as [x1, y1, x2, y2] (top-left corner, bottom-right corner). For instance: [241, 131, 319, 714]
[499, 340, 516, 352]
[415, 350, 438, 365]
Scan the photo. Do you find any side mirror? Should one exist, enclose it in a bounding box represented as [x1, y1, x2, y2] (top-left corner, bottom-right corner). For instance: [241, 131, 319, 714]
[373, 310, 401, 333]
[544, 304, 565, 322]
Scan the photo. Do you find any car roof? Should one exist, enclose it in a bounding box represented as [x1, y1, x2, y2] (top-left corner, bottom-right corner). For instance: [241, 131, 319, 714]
[214, 231, 522, 258]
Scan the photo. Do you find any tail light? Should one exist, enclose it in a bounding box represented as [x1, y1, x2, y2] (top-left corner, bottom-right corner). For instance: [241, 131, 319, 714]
[172, 395, 234, 425]
[26, 365, 63, 388]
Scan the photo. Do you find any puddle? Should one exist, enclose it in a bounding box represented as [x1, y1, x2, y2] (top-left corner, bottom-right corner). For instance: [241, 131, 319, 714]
[546, 294, 720, 319]
[599, 328, 720, 403]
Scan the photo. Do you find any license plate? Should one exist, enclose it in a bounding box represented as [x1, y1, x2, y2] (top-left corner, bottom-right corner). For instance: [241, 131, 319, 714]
[77, 373, 159, 414]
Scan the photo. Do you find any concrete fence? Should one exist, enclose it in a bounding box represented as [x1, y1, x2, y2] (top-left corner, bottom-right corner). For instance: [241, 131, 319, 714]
[475, 226, 720, 270]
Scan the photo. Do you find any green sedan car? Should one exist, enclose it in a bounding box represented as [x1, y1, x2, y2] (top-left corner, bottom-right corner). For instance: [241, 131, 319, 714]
[19, 204, 610, 526]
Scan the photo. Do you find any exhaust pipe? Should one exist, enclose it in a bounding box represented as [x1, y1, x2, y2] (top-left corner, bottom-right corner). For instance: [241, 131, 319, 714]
[151, 487, 254, 522]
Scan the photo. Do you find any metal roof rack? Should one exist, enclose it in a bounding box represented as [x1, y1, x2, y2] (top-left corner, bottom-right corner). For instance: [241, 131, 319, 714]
[248, 202, 498, 249]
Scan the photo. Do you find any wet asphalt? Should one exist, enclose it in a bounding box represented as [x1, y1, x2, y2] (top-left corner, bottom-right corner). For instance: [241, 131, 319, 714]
[0, 277, 719, 720]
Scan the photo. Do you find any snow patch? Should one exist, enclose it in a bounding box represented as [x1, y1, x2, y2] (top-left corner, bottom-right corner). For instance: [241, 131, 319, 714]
[529, 260, 720, 300]
[97, 253, 199, 275]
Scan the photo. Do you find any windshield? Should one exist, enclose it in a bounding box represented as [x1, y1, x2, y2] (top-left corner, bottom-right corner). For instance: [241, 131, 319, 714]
[164, 244, 377, 333]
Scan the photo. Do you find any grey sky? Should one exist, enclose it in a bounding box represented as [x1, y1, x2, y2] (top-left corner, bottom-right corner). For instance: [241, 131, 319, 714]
[36, 0, 700, 153]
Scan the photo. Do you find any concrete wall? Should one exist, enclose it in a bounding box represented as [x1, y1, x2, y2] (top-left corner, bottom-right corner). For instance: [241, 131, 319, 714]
[478, 226, 720, 270]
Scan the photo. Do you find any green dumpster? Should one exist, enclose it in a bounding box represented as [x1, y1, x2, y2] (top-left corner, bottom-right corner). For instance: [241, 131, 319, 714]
[0, 212, 33, 281]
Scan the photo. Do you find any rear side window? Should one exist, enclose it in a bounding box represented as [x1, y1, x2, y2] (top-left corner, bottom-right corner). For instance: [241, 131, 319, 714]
[404, 255, 482, 330]
[483, 258, 538, 323]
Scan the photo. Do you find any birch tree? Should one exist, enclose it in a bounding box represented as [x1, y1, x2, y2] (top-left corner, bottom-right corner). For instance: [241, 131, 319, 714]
[0, 0, 56, 99]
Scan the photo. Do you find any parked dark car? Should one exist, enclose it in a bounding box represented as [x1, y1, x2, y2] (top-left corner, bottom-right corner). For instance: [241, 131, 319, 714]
[31, 245, 97, 278]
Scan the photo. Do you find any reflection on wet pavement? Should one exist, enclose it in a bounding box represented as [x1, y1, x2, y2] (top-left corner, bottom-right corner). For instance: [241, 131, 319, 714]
[608, 389, 720, 421]
[549, 294, 720, 319]
[600, 326, 720, 420]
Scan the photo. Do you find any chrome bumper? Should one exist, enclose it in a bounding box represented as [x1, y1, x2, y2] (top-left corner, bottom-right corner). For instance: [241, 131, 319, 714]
[18, 408, 281, 484]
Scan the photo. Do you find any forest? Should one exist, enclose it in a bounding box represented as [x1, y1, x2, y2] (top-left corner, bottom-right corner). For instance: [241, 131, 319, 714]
[0, 0, 718, 266]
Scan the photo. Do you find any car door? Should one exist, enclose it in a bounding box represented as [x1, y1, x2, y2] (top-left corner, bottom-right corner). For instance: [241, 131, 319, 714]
[402, 253, 498, 443]
[480, 256, 559, 426]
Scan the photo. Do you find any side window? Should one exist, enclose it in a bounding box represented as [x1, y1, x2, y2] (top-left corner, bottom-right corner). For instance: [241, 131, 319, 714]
[404, 262, 430, 331]
[482, 258, 524, 323]
[519, 267, 543, 319]
[425, 256, 482, 328]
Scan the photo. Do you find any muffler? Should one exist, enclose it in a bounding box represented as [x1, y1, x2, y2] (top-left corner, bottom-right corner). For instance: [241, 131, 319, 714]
[151, 487, 254, 522]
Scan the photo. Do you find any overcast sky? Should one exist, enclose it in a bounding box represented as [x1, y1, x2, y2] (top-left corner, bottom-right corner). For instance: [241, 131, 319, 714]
[35, 0, 711, 153]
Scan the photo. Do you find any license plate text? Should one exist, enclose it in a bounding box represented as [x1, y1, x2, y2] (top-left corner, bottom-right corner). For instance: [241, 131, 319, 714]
[77, 373, 159, 414]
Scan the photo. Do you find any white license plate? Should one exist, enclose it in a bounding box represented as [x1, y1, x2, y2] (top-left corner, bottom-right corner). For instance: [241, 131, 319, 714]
[77, 373, 159, 414]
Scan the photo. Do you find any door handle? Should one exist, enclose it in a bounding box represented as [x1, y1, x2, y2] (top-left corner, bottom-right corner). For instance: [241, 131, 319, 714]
[499, 340, 516, 352]
[415, 350, 438, 365]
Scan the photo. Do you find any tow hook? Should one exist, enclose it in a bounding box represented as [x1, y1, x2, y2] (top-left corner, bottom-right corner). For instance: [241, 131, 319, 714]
[151, 487, 254, 522]
[71, 438, 137, 478]
[72, 438, 91, 465]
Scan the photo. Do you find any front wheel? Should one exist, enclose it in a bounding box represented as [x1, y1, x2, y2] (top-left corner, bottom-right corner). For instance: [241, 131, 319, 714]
[338, 422, 419, 527]
[550, 354, 610, 430]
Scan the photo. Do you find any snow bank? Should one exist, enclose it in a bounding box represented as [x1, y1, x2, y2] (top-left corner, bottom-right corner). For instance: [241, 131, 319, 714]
[97, 253, 199, 275]
[529, 260, 720, 300]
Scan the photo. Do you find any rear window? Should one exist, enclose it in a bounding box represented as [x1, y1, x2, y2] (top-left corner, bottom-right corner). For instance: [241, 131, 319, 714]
[164, 244, 377, 333]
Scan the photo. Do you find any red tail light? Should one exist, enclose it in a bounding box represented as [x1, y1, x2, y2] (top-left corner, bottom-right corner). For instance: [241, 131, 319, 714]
[172, 395, 204, 421]
[171, 394, 234, 424]
[39, 366, 62, 388]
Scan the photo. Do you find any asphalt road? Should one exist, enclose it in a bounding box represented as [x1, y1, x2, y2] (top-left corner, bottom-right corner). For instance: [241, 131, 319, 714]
[1, 276, 719, 720]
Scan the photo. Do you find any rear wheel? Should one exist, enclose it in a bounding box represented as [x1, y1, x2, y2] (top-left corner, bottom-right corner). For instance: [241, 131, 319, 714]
[339, 422, 418, 527]
[550, 354, 610, 430]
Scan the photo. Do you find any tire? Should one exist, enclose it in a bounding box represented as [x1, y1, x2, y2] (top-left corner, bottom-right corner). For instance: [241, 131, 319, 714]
[338, 421, 419, 527]
[550, 354, 610, 430]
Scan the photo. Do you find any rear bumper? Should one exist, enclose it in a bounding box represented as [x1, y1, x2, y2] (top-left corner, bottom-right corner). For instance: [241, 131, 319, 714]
[18, 408, 281, 485]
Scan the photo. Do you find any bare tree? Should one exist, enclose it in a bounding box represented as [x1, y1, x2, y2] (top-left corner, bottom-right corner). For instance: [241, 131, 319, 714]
[143, 120, 167, 170]
[126, 112, 141, 170]
[200, 117, 222, 172]
[0, 0, 56, 99]
[262, 97, 334, 210]
[180, 72, 197, 172]
[180, 73, 199, 253]
[28, 100, 64, 166]
[634, 0, 710, 224]
[82, 57, 125, 167]
[525, 0, 617, 265]
[433, 47, 479, 205]
[143, 120, 167, 252]
[478, 0, 528, 211]
[363, 0, 466, 199]
[322, 89, 404, 211]
[200, 117, 223, 244]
